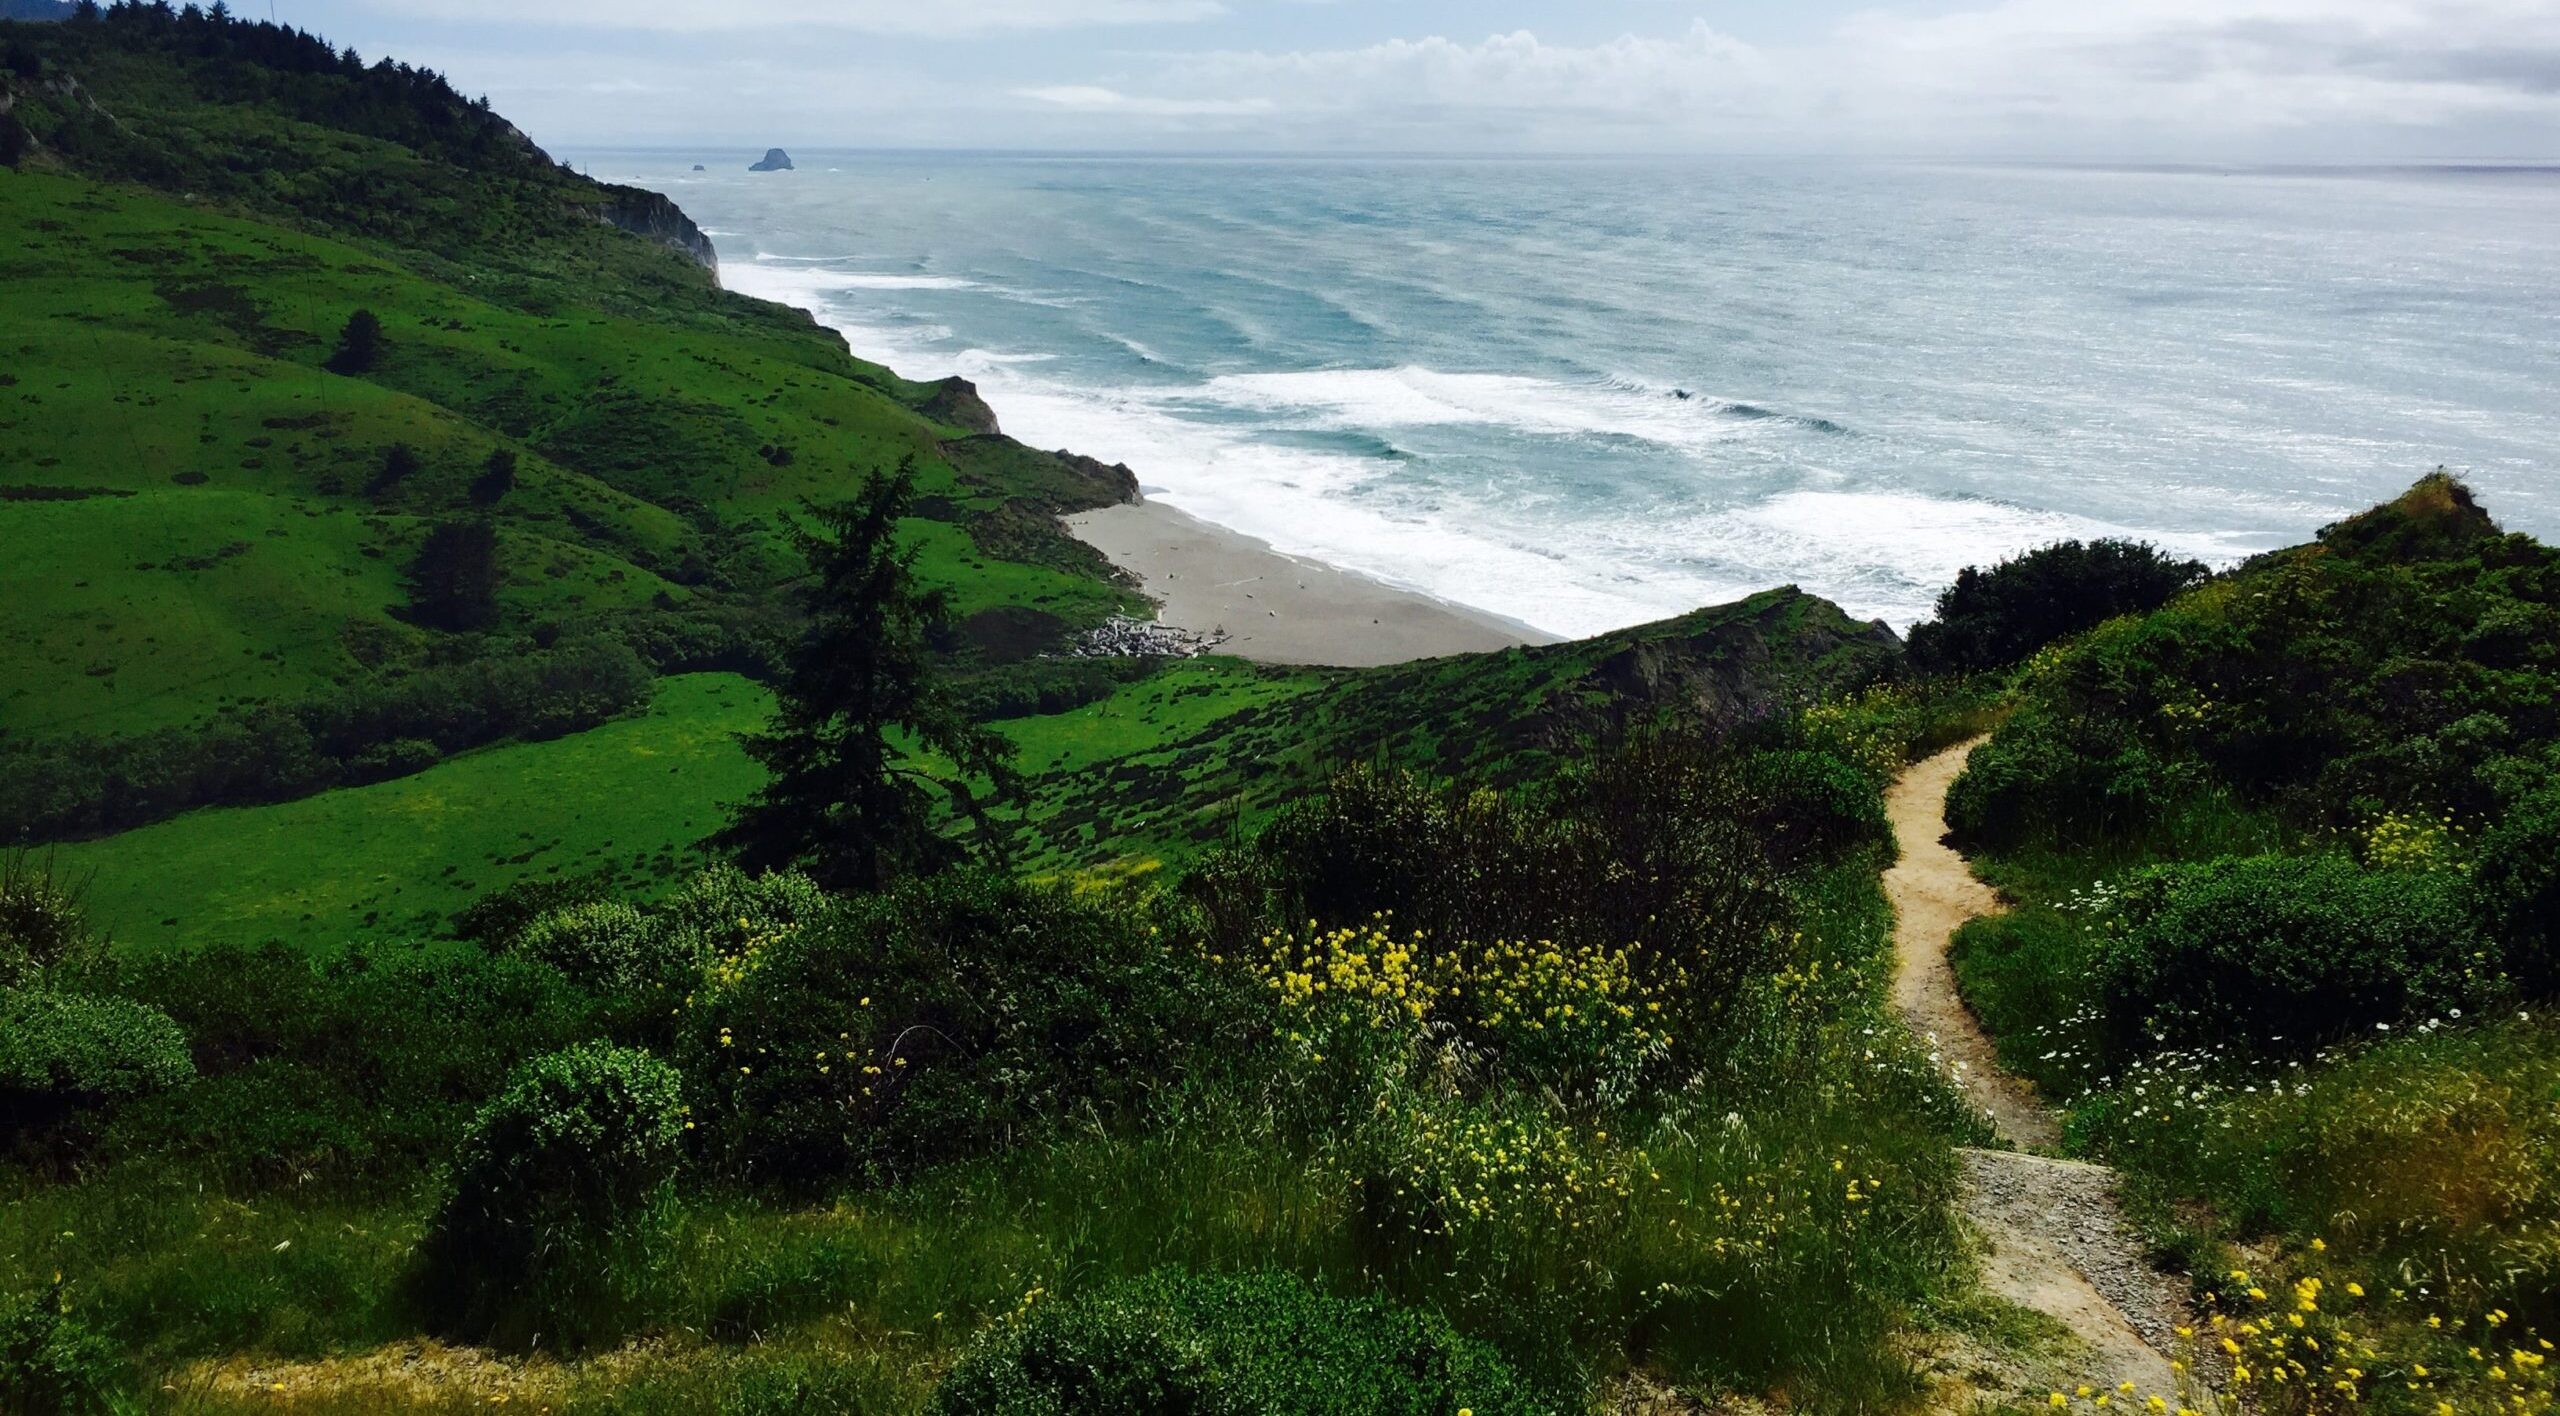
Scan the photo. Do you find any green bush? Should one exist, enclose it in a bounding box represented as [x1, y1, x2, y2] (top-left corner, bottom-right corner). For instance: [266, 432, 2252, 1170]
[681, 871, 1252, 1190]
[514, 900, 683, 995]
[415, 1043, 688, 1349]
[1945, 709, 2203, 852]
[1736, 749, 1892, 868]
[0, 1283, 130, 1416]
[85, 942, 601, 1185]
[655, 864, 830, 958]
[1906, 537, 2209, 675]
[927, 1270, 1540, 1416]
[2095, 854, 2489, 1058]
[450, 870, 615, 948]
[0, 990, 193, 1132]
[2473, 786, 2560, 997]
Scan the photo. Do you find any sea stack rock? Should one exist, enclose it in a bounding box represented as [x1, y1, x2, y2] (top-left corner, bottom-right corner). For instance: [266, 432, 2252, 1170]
[749, 148, 794, 172]
[691, 164, 706, 172]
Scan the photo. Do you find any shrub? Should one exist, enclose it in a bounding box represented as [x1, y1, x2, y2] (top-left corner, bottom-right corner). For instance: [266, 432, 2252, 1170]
[2474, 786, 2560, 997]
[927, 1270, 1540, 1416]
[1906, 537, 2209, 675]
[416, 1042, 688, 1349]
[0, 854, 92, 986]
[654, 864, 830, 959]
[0, 991, 193, 1135]
[1945, 709, 2201, 851]
[1736, 748, 1892, 868]
[0, 1283, 130, 1416]
[680, 871, 1251, 1190]
[514, 900, 685, 995]
[1203, 746, 1792, 1042]
[87, 942, 601, 1184]
[451, 871, 615, 949]
[2094, 854, 2489, 1058]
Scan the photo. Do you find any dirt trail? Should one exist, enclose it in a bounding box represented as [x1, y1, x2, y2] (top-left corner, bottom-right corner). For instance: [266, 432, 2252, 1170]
[1885, 742, 2185, 1396]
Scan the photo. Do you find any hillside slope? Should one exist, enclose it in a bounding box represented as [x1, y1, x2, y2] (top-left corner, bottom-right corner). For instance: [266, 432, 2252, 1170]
[1, 7, 1143, 839]
[4, 6, 1915, 951]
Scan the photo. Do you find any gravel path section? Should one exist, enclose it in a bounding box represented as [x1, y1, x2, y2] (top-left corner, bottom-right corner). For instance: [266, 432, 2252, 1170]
[1886, 741, 2188, 1397]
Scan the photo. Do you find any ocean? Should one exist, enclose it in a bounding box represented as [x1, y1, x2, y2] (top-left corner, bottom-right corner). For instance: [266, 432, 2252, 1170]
[576, 152, 2560, 635]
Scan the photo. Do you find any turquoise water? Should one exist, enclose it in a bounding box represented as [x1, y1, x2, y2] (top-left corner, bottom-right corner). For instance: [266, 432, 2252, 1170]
[582, 152, 2560, 633]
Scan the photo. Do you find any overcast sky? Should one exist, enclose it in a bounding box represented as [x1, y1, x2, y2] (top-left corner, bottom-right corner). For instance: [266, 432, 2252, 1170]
[261, 0, 2559, 160]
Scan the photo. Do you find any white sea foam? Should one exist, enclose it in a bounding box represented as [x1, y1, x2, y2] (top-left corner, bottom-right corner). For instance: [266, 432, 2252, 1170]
[722, 256, 2173, 635]
[1732, 491, 2274, 614]
[1184, 367, 1790, 454]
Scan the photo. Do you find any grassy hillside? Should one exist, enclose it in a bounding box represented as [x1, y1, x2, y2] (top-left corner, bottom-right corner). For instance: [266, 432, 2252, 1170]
[1938, 475, 2560, 1411]
[55, 673, 769, 954]
[1, 9, 1142, 846]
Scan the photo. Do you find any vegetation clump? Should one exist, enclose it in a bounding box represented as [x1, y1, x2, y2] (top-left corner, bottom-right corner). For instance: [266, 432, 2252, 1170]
[413, 1042, 687, 1349]
[0, 1281, 129, 1416]
[928, 1269, 1541, 1416]
[2094, 852, 2488, 1059]
[0, 990, 193, 1139]
[512, 899, 686, 995]
[323, 308, 381, 375]
[2472, 786, 2560, 997]
[1906, 538, 2208, 676]
[677, 870, 1248, 1189]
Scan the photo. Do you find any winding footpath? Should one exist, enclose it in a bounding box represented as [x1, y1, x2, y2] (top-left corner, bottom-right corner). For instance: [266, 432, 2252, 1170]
[1885, 743, 2186, 1395]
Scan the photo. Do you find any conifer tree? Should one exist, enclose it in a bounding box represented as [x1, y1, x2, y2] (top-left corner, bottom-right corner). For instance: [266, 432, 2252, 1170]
[326, 308, 382, 374]
[404, 519, 500, 632]
[718, 458, 1015, 891]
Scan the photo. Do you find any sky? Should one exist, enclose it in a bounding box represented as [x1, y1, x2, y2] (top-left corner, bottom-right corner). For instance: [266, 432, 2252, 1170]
[254, 0, 2560, 160]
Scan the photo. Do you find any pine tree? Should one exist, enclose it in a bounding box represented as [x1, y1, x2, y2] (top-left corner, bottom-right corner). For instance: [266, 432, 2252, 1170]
[717, 458, 1016, 891]
[469, 448, 517, 507]
[326, 308, 382, 374]
[404, 519, 500, 632]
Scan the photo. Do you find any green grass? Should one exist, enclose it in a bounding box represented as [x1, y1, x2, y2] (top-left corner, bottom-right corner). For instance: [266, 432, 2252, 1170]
[54, 673, 770, 954]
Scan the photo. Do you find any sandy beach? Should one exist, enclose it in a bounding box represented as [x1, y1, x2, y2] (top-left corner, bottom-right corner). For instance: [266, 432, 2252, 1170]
[1068, 501, 1558, 667]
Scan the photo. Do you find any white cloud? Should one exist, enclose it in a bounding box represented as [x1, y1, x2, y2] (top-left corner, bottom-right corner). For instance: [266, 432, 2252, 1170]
[1018, 85, 1273, 116]
[1023, 0, 2560, 153]
[356, 0, 1223, 39]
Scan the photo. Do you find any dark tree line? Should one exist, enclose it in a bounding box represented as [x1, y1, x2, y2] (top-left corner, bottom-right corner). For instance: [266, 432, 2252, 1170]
[0, 639, 653, 843]
[50, 2, 550, 176]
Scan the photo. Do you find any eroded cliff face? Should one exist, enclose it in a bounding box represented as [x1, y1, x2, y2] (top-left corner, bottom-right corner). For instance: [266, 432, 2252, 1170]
[920, 377, 1002, 436]
[593, 183, 719, 273]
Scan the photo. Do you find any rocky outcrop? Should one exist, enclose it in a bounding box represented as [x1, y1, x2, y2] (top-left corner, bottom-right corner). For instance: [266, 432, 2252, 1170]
[1049, 449, 1141, 507]
[919, 376, 1001, 435]
[749, 148, 794, 172]
[1572, 590, 1903, 740]
[1073, 615, 1230, 660]
[1, 68, 133, 167]
[591, 182, 718, 273]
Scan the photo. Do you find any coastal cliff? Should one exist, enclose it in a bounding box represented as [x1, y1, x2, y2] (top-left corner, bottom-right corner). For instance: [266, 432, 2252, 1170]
[594, 182, 719, 273]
